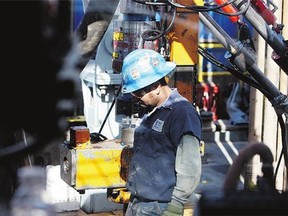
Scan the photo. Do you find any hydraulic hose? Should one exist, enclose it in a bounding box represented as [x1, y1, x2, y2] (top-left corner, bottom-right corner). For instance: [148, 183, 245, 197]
[232, 0, 288, 74]
[199, 11, 283, 101]
[223, 142, 274, 195]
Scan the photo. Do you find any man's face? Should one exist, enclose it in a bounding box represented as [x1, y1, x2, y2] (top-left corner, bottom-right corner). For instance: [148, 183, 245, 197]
[131, 83, 160, 107]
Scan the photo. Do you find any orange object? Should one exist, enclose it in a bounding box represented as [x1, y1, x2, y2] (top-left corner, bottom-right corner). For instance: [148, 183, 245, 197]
[214, 0, 239, 23]
[70, 126, 90, 147]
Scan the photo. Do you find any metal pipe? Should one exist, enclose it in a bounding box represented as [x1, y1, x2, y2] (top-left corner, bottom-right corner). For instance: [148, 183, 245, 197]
[232, 0, 288, 74]
[233, 0, 287, 57]
[199, 12, 237, 55]
[199, 12, 283, 100]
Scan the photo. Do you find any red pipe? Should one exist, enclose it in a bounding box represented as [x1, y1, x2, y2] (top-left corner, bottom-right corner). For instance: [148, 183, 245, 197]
[251, 0, 277, 26]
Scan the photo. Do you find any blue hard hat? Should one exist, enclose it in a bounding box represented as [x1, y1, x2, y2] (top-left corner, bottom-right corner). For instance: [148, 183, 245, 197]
[121, 49, 176, 93]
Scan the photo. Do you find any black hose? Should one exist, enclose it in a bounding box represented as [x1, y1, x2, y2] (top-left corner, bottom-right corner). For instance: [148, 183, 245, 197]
[223, 142, 274, 195]
[98, 86, 122, 134]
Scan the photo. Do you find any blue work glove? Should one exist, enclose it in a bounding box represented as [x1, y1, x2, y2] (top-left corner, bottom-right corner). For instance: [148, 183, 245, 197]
[161, 202, 184, 216]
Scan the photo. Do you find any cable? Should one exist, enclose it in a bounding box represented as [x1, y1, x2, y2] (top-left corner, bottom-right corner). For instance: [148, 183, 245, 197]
[98, 86, 122, 134]
[213, 0, 250, 17]
[165, 0, 250, 15]
[133, 0, 167, 6]
[141, 7, 176, 41]
[198, 45, 273, 99]
[274, 114, 288, 186]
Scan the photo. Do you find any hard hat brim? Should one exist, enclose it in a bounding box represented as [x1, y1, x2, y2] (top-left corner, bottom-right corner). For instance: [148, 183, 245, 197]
[122, 61, 176, 94]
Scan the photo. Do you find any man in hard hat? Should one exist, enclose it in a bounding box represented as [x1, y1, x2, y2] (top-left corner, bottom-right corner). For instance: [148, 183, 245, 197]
[121, 49, 202, 216]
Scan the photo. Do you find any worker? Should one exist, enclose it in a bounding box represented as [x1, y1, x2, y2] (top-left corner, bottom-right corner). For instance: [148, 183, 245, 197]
[121, 49, 202, 216]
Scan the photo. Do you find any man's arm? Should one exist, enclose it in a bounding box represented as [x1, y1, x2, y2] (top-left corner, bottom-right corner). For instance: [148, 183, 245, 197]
[162, 134, 202, 215]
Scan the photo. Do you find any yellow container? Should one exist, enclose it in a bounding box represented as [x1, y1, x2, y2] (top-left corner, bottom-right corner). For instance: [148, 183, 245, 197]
[60, 140, 133, 190]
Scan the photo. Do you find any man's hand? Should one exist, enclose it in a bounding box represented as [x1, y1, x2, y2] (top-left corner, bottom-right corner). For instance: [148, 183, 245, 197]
[161, 202, 184, 216]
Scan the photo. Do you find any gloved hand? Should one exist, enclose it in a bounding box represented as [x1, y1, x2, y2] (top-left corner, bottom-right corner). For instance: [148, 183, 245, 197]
[161, 202, 184, 216]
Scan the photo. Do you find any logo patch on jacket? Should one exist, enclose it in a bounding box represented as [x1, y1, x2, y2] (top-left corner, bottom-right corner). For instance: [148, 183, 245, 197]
[152, 119, 164, 132]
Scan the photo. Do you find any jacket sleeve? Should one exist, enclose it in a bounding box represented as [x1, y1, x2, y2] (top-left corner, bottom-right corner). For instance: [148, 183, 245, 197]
[170, 134, 202, 207]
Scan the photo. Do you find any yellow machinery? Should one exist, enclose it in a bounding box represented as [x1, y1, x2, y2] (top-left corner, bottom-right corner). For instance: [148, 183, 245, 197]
[168, 0, 203, 103]
[169, 0, 203, 66]
[60, 126, 133, 203]
[60, 140, 132, 190]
